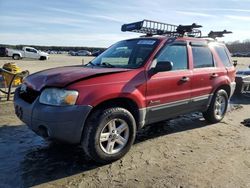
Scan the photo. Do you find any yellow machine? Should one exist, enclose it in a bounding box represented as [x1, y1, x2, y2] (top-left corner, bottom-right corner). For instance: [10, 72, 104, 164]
[2, 62, 22, 86]
[0, 62, 29, 100]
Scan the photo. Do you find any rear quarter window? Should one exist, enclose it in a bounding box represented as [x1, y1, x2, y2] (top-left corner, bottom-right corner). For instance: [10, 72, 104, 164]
[214, 46, 232, 67]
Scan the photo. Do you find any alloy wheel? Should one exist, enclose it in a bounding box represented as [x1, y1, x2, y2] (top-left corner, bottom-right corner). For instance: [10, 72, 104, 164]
[99, 118, 129, 155]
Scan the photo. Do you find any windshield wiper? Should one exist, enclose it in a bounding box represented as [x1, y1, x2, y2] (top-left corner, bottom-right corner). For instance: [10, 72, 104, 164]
[100, 62, 115, 68]
[85, 61, 96, 67]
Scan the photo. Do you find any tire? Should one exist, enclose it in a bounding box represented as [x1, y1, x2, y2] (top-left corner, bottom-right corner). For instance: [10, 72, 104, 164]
[39, 56, 46, 60]
[82, 107, 136, 164]
[12, 54, 20, 60]
[203, 89, 228, 123]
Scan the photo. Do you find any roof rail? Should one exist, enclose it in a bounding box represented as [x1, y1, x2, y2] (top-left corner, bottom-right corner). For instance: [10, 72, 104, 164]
[121, 19, 202, 37]
[207, 30, 232, 39]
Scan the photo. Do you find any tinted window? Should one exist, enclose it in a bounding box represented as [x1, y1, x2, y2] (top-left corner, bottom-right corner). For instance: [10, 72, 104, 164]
[192, 46, 213, 68]
[157, 45, 188, 70]
[214, 46, 232, 67]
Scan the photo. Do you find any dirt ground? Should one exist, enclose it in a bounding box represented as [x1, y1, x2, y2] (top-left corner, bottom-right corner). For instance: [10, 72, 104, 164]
[0, 54, 94, 74]
[0, 55, 250, 188]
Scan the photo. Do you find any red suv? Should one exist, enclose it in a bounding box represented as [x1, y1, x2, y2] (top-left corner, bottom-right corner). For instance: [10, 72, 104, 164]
[14, 20, 236, 163]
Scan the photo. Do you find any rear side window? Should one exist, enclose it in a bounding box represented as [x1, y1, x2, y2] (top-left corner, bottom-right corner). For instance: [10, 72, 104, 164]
[157, 45, 188, 70]
[192, 46, 214, 68]
[214, 46, 232, 67]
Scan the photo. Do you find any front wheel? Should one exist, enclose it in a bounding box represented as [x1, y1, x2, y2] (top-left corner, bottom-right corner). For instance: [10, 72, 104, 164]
[81, 107, 136, 164]
[203, 89, 228, 123]
[39, 56, 46, 60]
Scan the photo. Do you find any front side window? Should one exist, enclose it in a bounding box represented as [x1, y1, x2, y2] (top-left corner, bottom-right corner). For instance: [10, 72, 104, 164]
[192, 46, 214, 68]
[26, 48, 37, 53]
[156, 45, 188, 70]
[89, 39, 159, 69]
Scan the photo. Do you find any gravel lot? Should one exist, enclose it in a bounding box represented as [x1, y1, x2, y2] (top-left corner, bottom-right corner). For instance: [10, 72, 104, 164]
[0, 55, 250, 188]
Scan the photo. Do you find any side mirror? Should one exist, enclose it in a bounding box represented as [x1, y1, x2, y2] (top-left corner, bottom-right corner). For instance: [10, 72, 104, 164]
[233, 60, 237, 67]
[154, 61, 173, 73]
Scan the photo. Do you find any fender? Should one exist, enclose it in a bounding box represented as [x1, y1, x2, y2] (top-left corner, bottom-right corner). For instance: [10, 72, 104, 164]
[211, 75, 231, 95]
[13, 52, 23, 58]
[73, 82, 146, 108]
[67, 68, 147, 108]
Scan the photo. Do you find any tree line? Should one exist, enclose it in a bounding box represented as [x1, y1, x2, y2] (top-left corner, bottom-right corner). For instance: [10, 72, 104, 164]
[226, 40, 250, 53]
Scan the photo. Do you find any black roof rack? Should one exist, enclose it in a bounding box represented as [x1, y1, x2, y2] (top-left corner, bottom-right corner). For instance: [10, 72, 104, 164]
[176, 23, 202, 36]
[121, 19, 202, 37]
[207, 30, 232, 39]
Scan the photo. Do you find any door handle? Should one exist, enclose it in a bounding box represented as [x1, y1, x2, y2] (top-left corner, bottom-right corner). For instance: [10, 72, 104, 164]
[180, 76, 190, 82]
[211, 73, 218, 78]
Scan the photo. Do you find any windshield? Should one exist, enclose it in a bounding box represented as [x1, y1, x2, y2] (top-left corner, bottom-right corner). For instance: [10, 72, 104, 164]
[87, 39, 159, 68]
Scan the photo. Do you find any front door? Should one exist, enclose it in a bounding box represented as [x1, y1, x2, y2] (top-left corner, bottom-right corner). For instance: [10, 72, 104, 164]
[25, 48, 39, 59]
[146, 43, 192, 124]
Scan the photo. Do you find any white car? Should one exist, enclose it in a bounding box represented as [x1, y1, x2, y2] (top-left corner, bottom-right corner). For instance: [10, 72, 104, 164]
[7, 47, 49, 60]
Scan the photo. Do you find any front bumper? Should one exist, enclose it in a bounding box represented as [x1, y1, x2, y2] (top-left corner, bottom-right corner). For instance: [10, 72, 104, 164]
[14, 89, 92, 144]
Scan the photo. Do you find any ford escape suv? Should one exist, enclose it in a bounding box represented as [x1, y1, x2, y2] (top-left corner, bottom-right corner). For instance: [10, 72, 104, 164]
[14, 20, 236, 163]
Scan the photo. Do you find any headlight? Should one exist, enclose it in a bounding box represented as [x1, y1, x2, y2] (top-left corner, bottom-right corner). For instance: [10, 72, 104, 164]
[39, 88, 78, 106]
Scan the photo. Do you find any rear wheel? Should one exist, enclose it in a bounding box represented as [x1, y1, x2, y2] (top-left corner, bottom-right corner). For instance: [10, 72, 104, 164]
[12, 54, 20, 60]
[81, 107, 136, 164]
[203, 89, 228, 123]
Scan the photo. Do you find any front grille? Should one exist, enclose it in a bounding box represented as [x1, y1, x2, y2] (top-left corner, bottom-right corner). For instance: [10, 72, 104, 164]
[19, 86, 40, 104]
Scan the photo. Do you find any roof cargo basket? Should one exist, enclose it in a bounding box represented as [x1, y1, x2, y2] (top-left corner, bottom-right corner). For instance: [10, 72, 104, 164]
[121, 20, 177, 36]
[121, 19, 202, 37]
[207, 30, 232, 39]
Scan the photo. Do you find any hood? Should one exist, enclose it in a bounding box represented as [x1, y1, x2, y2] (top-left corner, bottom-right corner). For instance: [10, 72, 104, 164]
[24, 66, 129, 91]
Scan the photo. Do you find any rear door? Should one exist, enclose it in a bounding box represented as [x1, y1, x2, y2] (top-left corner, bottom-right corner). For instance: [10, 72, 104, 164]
[190, 43, 225, 111]
[146, 43, 192, 124]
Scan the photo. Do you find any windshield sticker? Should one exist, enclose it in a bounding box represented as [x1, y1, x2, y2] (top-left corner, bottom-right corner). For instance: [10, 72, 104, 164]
[137, 40, 156, 45]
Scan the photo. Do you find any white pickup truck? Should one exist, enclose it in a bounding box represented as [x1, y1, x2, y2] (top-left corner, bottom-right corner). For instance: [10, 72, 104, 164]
[7, 47, 49, 60]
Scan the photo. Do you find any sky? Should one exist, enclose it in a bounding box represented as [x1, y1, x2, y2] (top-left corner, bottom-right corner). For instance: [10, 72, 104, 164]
[0, 0, 250, 47]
